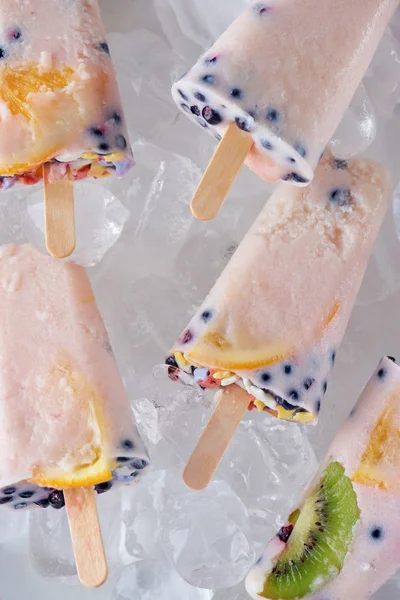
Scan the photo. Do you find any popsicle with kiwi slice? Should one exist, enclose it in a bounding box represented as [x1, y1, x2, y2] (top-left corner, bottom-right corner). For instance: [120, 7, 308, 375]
[246, 357, 400, 600]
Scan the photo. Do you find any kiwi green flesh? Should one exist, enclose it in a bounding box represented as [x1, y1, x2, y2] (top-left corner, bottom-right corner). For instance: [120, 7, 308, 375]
[262, 461, 359, 599]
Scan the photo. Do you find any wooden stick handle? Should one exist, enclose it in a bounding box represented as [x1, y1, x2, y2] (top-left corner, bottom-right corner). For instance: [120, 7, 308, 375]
[183, 385, 250, 490]
[64, 487, 108, 588]
[191, 123, 254, 221]
[43, 164, 76, 259]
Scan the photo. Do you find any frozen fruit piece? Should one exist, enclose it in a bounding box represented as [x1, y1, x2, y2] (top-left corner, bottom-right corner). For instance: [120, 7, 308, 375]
[167, 153, 392, 423]
[246, 357, 400, 599]
[172, 0, 397, 185]
[0, 0, 133, 189]
[0, 244, 149, 509]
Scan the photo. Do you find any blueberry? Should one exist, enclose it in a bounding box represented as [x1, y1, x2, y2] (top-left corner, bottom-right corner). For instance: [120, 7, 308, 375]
[277, 398, 297, 411]
[205, 56, 218, 65]
[202, 106, 222, 125]
[331, 350, 336, 364]
[322, 381, 328, 394]
[177, 89, 189, 101]
[333, 158, 348, 170]
[110, 112, 122, 125]
[283, 364, 293, 375]
[261, 372, 272, 383]
[315, 399, 321, 413]
[130, 459, 148, 470]
[261, 138, 274, 151]
[0, 47, 8, 60]
[235, 116, 252, 132]
[95, 481, 113, 495]
[190, 105, 200, 116]
[3, 487, 16, 495]
[121, 439, 135, 451]
[287, 156, 296, 164]
[130, 471, 140, 479]
[377, 368, 387, 380]
[165, 355, 179, 369]
[117, 457, 130, 463]
[181, 103, 191, 113]
[0, 497, 13, 504]
[201, 74, 216, 85]
[35, 499, 50, 508]
[181, 329, 193, 344]
[387, 356, 396, 363]
[266, 108, 280, 123]
[329, 187, 352, 207]
[115, 134, 127, 150]
[194, 91, 206, 102]
[253, 3, 272, 15]
[247, 109, 257, 119]
[99, 42, 110, 55]
[19, 491, 34, 499]
[9, 28, 22, 42]
[303, 378, 314, 391]
[201, 310, 212, 322]
[89, 127, 104, 138]
[288, 390, 299, 401]
[277, 524, 293, 544]
[282, 173, 310, 184]
[294, 143, 307, 158]
[13, 503, 27, 510]
[98, 142, 110, 154]
[370, 527, 383, 541]
[49, 491, 65, 510]
[230, 88, 243, 99]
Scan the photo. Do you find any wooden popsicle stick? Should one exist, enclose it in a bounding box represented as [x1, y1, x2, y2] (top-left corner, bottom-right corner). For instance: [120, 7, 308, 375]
[191, 123, 254, 221]
[64, 487, 108, 588]
[43, 164, 76, 259]
[183, 385, 250, 490]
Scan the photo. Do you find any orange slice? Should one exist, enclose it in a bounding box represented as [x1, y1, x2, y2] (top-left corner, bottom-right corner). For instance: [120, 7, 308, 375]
[30, 362, 112, 489]
[353, 397, 400, 490]
[186, 301, 340, 372]
[0, 63, 79, 176]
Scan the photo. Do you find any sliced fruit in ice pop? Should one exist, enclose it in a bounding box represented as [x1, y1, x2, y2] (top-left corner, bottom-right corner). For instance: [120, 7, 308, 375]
[246, 357, 400, 600]
[172, 0, 398, 219]
[261, 462, 359, 599]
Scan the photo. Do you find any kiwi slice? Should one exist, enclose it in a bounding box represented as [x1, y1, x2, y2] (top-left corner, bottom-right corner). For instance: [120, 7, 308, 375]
[262, 461, 359, 599]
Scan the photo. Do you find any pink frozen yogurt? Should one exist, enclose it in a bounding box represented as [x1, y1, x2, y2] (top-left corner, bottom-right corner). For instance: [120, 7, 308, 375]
[166, 153, 392, 423]
[0, 244, 149, 511]
[246, 356, 400, 600]
[172, 0, 398, 186]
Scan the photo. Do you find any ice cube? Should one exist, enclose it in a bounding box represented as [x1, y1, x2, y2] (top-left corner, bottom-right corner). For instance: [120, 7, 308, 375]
[113, 559, 213, 600]
[161, 476, 255, 589]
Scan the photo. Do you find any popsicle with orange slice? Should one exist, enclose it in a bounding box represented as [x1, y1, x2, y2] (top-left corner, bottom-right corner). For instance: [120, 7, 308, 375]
[166, 152, 392, 490]
[0, 1, 134, 258]
[246, 356, 400, 600]
[0, 244, 149, 586]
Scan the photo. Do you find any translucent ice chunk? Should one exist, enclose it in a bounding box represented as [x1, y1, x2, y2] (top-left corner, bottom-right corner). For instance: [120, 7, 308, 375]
[330, 84, 376, 158]
[161, 477, 255, 589]
[113, 560, 213, 600]
[0, 509, 28, 546]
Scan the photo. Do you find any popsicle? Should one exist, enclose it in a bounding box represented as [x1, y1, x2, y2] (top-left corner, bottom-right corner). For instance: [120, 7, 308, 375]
[166, 152, 392, 490]
[172, 0, 398, 220]
[0, 0, 134, 258]
[246, 356, 400, 600]
[0, 244, 149, 586]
